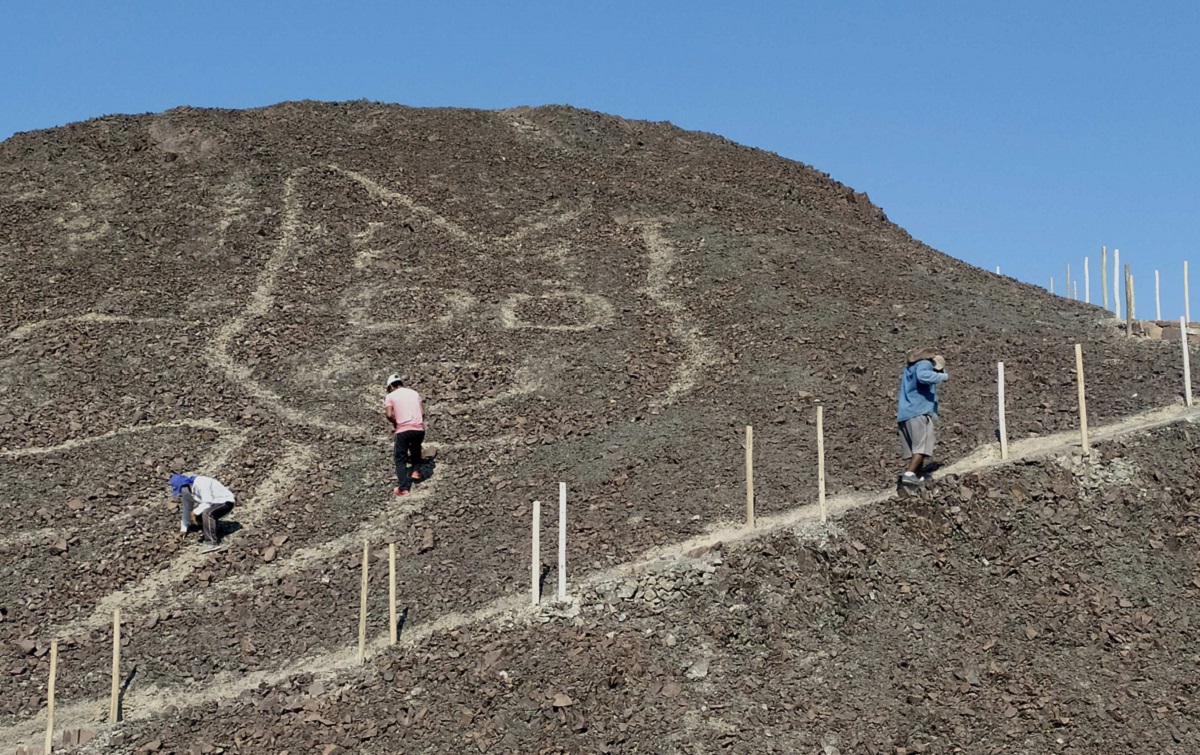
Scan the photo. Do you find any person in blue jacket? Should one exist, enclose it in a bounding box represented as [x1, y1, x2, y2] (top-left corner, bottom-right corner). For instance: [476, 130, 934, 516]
[897, 346, 948, 486]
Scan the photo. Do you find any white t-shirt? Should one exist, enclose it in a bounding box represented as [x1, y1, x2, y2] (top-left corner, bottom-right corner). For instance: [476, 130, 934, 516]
[190, 475, 236, 515]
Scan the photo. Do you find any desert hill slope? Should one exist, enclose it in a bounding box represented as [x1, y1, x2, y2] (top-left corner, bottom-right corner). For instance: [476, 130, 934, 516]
[0, 102, 1191, 752]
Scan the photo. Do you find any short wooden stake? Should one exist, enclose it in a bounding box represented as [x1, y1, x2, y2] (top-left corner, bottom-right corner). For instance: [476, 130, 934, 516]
[995, 266, 1000, 275]
[1050, 277, 1054, 295]
[357, 541, 369, 665]
[1182, 316, 1193, 407]
[1084, 256, 1090, 303]
[531, 501, 541, 605]
[1075, 344, 1090, 454]
[1074, 281, 1078, 301]
[558, 482, 567, 601]
[1101, 246, 1109, 310]
[388, 543, 397, 645]
[1125, 263, 1133, 336]
[1111, 247, 1118, 315]
[745, 426, 755, 528]
[109, 609, 120, 724]
[1186, 261, 1191, 324]
[1156, 270, 1162, 321]
[998, 362, 1009, 460]
[45, 639, 58, 754]
[816, 405, 827, 523]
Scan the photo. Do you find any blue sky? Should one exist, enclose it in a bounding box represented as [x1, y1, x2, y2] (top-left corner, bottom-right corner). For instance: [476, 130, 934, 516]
[4, 2, 1198, 319]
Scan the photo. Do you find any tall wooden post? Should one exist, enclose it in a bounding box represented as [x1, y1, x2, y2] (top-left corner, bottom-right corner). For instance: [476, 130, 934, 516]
[1182, 316, 1193, 408]
[1075, 344, 1090, 454]
[1112, 248, 1118, 315]
[1186, 261, 1191, 324]
[388, 543, 397, 645]
[45, 640, 58, 754]
[357, 541, 369, 665]
[745, 426, 755, 528]
[1156, 270, 1162, 320]
[1101, 246, 1109, 310]
[531, 501, 541, 605]
[998, 362, 1008, 460]
[1084, 256, 1090, 303]
[558, 482, 567, 602]
[110, 609, 121, 724]
[1125, 264, 1133, 336]
[816, 406, 827, 523]
[1130, 273, 1136, 320]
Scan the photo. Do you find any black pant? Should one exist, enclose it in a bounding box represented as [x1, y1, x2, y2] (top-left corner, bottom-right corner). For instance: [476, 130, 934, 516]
[394, 430, 425, 489]
[202, 501, 234, 544]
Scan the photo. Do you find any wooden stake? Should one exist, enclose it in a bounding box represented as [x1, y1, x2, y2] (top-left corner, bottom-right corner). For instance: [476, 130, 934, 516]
[1112, 248, 1119, 315]
[1156, 270, 1162, 321]
[1101, 246, 1109, 310]
[998, 362, 1009, 460]
[357, 541, 369, 665]
[1125, 263, 1133, 336]
[531, 501, 541, 606]
[45, 639, 57, 754]
[1084, 256, 1090, 303]
[1131, 273, 1136, 320]
[816, 405, 827, 523]
[388, 543, 397, 645]
[1186, 261, 1191, 324]
[996, 266, 1000, 275]
[1075, 344, 1090, 454]
[1050, 277, 1055, 295]
[1074, 281, 1078, 301]
[109, 609, 120, 725]
[1182, 316, 1193, 407]
[745, 426, 755, 528]
[558, 482, 567, 602]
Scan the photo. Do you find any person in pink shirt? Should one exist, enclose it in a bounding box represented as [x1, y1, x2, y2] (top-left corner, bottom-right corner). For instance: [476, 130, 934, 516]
[384, 374, 425, 496]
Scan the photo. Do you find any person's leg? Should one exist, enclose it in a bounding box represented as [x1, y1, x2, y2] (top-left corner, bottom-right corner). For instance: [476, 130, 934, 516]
[408, 431, 425, 479]
[393, 433, 407, 488]
[201, 502, 232, 545]
[906, 453, 925, 475]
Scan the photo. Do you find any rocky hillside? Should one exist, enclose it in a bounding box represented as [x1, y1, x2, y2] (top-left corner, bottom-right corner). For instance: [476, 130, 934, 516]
[0, 102, 1191, 752]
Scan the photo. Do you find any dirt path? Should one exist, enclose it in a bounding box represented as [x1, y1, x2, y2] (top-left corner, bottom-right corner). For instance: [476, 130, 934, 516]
[4, 401, 1195, 749]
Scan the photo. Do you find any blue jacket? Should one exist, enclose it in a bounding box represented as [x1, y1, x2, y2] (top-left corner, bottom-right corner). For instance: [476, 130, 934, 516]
[897, 360, 948, 422]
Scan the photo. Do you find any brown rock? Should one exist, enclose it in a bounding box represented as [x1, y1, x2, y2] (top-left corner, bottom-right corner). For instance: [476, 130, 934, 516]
[552, 692, 574, 707]
[261, 546, 277, 563]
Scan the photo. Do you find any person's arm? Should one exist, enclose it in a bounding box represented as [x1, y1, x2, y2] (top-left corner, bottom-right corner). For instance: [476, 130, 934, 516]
[384, 400, 395, 429]
[180, 487, 196, 532]
[915, 362, 948, 385]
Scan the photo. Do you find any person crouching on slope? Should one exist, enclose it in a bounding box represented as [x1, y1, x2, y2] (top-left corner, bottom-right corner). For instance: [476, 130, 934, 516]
[170, 473, 236, 549]
[385, 374, 425, 497]
[897, 346, 948, 486]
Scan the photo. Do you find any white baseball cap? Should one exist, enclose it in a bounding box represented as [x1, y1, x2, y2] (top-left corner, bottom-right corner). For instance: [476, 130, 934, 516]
[386, 374, 403, 388]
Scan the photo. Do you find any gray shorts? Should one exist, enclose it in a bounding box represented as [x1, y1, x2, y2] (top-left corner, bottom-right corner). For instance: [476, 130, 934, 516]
[899, 415, 936, 458]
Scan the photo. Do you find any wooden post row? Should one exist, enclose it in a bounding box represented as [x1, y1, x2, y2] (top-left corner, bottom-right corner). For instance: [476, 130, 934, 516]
[358, 541, 369, 665]
[745, 426, 755, 528]
[558, 482, 567, 602]
[1075, 344, 1090, 454]
[816, 405, 827, 523]
[1182, 316, 1193, 408]
[997, 362, 1009, 460]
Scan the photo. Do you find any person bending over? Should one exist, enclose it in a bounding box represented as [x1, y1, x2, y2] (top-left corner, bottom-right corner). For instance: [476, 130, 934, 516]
[170, 473, 236, 549]
[384, 374, 425, 496]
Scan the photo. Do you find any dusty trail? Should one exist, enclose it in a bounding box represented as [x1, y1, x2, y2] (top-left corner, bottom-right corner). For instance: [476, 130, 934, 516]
[3, 400, 1193, 749]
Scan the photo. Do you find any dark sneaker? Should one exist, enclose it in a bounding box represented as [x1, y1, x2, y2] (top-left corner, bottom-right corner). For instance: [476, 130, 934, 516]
[900, 471, 922, 486]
